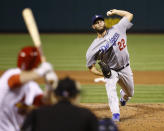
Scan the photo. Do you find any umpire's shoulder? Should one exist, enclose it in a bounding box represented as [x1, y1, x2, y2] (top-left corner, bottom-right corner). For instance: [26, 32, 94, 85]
[77, 105, 97, 117]
[34, 105, 53, 113]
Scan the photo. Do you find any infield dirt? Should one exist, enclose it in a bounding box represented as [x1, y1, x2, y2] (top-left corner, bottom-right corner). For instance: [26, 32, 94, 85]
[1, 70, 163, 85]
[55, 70, 164, 85]
[19, 70, 163, 85]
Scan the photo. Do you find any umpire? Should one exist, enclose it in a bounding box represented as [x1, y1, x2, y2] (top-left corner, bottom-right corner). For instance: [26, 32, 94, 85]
[21, 77, 98, 131]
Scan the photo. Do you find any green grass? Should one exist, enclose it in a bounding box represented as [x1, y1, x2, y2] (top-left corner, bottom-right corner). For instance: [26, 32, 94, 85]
[39, 84, 164, 103]
[128, 34, 164, 70]
[0, 33, 164, 70]
[0, 34, 163, 103]
[80, 84, 164, 103]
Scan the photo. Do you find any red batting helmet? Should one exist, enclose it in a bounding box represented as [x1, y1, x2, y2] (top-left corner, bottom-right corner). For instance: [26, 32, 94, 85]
[17, 46, 41, 70]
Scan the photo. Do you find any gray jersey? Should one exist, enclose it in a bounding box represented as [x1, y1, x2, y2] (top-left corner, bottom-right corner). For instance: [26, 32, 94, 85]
[86, 17, 133, 69]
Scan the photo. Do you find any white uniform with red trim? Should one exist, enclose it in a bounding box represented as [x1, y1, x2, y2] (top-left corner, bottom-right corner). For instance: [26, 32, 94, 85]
[0, 68, 43, 131]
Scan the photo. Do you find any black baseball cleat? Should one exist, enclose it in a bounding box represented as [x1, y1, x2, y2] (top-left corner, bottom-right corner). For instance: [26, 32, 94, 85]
[120, 98, 126, 106]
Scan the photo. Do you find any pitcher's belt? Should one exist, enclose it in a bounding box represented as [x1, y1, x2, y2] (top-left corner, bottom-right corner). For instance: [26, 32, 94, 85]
[111, 63, 129, 72]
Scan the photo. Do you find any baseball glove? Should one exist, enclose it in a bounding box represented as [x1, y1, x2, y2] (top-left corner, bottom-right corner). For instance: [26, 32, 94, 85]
[98, 61, 111, 78]
[94, 50, 104, 60]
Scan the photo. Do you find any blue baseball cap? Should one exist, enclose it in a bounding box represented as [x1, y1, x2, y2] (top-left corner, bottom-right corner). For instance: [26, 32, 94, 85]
[92, 15, 104, 25]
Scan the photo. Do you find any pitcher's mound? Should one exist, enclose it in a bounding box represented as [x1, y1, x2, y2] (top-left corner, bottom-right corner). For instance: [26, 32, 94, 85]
[81, 103, 164, 131]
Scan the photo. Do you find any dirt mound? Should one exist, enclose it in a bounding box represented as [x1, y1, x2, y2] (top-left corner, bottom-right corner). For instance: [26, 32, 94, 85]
[81, 103, 164, 131]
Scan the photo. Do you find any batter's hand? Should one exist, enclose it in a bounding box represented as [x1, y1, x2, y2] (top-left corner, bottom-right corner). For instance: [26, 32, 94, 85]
[35, 62, 53, 77]
[45, 71, 58, 89]
[107, 9, 117, 16]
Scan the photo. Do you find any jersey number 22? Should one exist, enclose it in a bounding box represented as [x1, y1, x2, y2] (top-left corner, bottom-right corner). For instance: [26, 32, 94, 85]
[118, 39, 126, 51]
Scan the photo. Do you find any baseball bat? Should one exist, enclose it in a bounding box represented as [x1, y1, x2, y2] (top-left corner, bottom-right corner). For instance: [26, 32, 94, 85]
[22, 8, 46, 62]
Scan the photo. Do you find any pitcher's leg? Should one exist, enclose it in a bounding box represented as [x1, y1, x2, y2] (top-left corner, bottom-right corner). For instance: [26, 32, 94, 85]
[118, 79, 134, 101]
[118, 66, 134, 104]
[105, 70, 119, 114]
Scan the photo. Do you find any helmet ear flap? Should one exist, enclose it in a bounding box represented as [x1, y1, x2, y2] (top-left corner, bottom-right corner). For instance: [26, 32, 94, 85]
[17, 46, 41, 70]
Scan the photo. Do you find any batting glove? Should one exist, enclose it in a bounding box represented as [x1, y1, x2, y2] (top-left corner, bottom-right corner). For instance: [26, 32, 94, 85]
[34, 62, 53, 77]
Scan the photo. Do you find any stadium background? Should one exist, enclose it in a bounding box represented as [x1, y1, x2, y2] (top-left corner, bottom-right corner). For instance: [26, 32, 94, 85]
[0, 0, 164, 130]
[1, 0, 164, 32]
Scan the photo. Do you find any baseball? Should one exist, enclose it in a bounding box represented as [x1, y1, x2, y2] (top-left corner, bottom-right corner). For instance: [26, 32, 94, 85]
[107, 11, 112, 16]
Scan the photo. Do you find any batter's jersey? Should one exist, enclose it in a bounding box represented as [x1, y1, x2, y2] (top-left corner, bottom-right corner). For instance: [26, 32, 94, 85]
[0, 68, 43, 131]
[86, 17, 133, 69]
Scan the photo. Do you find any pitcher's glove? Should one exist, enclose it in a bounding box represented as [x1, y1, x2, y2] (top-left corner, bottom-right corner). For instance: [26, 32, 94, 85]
[94, 50, 104, 60]
[98, 61, 111, 78]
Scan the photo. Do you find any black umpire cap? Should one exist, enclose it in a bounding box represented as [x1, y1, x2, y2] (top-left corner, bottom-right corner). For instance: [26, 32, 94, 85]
[54, 77, 80, 98]
[92, 14, 104, 25]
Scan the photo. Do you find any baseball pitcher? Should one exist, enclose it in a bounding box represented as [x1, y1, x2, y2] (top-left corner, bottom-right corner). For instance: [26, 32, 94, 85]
[86, 9, 134, 122]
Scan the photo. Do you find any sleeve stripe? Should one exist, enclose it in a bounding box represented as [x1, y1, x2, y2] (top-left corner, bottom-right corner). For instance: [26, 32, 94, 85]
[8, 74, 21, 89]
[33, 94, 43, 106]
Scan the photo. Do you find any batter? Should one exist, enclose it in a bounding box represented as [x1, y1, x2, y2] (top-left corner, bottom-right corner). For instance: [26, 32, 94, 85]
[0, 46, 57, 131]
